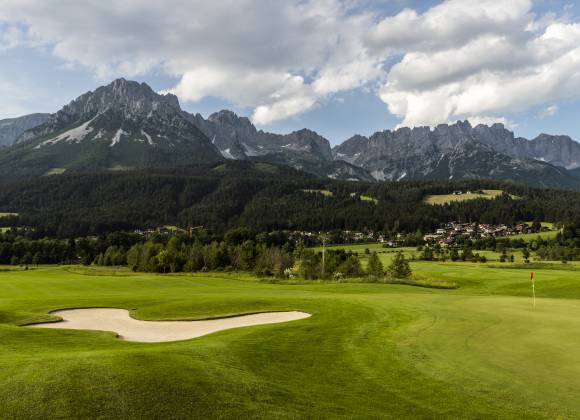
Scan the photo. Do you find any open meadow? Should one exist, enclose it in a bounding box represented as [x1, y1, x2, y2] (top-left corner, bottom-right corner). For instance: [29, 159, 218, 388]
[2, 262, 580, 419]
[423, 189, 508, 205]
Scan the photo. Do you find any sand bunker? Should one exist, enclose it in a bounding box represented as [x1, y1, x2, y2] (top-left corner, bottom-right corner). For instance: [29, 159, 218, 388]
[28, 308, 311, 343]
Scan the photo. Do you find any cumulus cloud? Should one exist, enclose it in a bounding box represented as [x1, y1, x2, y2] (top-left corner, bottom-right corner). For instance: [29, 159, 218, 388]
[1, 0, 580, 128]
[367, 0, 533, 54]
[376, 0, 580, 127]
[467, 116, 516, 129]
[0, 0, 378, 124]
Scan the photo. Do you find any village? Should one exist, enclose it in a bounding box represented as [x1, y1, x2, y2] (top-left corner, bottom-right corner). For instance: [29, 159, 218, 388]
[134, 222, 554, 248]
[422, 221, 552, 247]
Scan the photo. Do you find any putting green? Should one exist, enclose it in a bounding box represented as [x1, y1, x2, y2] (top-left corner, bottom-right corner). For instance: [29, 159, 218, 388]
[1, 265, 580, 418]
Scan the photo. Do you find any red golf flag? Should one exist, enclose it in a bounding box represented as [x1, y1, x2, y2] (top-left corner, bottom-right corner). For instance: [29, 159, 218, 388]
[531, 272, 534, 282]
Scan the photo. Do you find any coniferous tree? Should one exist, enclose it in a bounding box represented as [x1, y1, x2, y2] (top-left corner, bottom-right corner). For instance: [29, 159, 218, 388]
[366, 252, 384, 280]
[387, 252, 412, 279]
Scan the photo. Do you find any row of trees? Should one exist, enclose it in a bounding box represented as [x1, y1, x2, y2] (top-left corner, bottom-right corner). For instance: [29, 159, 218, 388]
[94, 238, 414, 281]
[0, 230, 143, 266]
[296, 249, 411, 281]
[418, 246, 489, 263]
[95, 237, 294, 277]
[417, 245, 527, 263]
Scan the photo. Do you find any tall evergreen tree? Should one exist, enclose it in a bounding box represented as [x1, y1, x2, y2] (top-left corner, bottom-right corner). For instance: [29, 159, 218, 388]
[366, 252, 384, 280]
[387, 252, 412, 279]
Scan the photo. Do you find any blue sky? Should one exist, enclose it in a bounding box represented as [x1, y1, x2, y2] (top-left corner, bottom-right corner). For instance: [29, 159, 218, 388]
[1, 0, 580, 145]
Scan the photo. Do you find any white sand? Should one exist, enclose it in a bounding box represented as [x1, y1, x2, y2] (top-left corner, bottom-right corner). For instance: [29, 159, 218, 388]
[28, 308, 311, 343]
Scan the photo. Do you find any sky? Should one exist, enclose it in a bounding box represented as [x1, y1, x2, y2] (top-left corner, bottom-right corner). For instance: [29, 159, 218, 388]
[1, 0, 580, 145]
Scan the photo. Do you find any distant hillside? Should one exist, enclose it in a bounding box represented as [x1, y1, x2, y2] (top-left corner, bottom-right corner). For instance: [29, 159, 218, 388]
[0, 113, 50, 147]
[1, 161, 580, 237]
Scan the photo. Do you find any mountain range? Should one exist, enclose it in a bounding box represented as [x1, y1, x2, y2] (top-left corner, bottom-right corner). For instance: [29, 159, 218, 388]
[332, 121, 580, 188]
[1, 78, 580, 188]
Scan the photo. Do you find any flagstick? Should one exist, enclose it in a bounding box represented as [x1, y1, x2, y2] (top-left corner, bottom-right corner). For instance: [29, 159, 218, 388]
[530, 271, 536, 310]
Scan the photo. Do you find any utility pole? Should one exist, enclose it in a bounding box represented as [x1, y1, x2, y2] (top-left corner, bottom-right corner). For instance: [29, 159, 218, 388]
[321, 234, 327, 278]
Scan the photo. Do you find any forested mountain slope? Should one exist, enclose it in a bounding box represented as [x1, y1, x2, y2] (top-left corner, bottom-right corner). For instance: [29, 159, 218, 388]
[1, 161, 579, 237]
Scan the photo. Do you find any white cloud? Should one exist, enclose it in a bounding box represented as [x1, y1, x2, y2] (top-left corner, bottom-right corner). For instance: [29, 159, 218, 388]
[376, 1, 580, 127]
[1, 0, 580, 128]
[0, 0, 378, 125]
[539, 105, 559, 119]
[467, 116, 515, 129]
[366, 0, 533, 54]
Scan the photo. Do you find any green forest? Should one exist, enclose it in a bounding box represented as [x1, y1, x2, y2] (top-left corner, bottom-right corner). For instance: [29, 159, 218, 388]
[2, 162, 580, 239]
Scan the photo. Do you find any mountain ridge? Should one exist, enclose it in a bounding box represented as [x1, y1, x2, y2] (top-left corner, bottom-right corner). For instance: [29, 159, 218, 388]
[1, 78, 580, 188]
[0, 79, 222, 177]
[187, 108, 375, 181]
[332, 120, 580, 187]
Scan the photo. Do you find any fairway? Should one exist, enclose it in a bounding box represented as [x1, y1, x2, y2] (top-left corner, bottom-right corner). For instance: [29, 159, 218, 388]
[2, 265, 580, 418]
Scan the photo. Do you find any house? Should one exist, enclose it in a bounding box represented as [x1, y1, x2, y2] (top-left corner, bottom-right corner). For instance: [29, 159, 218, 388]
[423, 234, 440, 243]
[384, 240, 402, 248]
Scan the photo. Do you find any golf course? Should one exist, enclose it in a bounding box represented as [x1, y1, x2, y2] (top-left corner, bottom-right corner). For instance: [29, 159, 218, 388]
[2, 262, 580, 419]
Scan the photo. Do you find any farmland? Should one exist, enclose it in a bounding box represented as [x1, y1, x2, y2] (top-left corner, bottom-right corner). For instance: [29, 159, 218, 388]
[315, 242, 535, 264]
[2, 262, 580, 418]
[501, 230, 561, 241]
[424, 189, 510, 205]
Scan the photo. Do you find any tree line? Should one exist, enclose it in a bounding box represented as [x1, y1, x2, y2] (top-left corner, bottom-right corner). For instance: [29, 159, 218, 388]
[0, 224, 414, 280]
[98, 238, 412, 280]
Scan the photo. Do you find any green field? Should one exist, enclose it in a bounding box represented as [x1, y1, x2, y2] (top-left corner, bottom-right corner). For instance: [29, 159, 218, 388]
[2, 264, 580, 418]
[424, 189, 510, 205]
[315, 243, 531, 264]
[44, 168, 66, 176]
[301, 189, 333, 197]
[254, 162, 280, 174]
[360, 194, 378, 204]
[0, 212, 18, 218]
[109, 165, 135, 171]
[501, 230, 561, 241]
[300, 190, 378, 203]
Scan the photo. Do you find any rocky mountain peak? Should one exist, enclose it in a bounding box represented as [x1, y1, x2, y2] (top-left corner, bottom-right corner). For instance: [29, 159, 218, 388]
[5, 78, 222, 177]
[207, 110, 254, 129]
[15, 79, 193, 146]
[62, 78, 182, 117]
[534, 133, 573, 143]
[332, 118, 580, 184]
